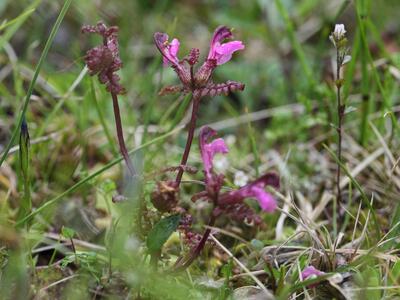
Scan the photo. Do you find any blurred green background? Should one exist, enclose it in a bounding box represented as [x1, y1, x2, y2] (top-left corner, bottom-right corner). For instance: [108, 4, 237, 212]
[2, 0, 400, 142]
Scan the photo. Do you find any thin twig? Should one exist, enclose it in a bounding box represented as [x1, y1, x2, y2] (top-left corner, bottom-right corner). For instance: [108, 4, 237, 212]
[336, 47, 344, 204]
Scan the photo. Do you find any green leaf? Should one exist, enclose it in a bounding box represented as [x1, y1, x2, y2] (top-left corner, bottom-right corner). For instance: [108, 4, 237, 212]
[0, 0, 39, 49]
[250, 239, 264, 251]
[61, 226, 76, 239]
[147, 214, 181, 253]
[389, 261, 400, 285]
[221, 260, 233, 279]
[362, 266, 381, 300]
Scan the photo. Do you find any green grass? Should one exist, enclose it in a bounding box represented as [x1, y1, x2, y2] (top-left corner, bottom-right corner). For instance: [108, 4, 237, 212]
[1, 0, 400, 299]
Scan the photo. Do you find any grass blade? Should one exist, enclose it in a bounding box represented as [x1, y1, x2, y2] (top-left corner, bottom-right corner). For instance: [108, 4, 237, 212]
[274, 0, 315, 89]
[0, 0, 73, 167]
[0, 0, 40, 50]
[323, 144, 381, 240]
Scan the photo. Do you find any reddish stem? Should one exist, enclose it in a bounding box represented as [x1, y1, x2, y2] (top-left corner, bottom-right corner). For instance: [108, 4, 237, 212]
[172, 193, 219, 272]
[174, 92, 201, 186]
[173, 212, 216, 272]
[111, 91, 136, 177]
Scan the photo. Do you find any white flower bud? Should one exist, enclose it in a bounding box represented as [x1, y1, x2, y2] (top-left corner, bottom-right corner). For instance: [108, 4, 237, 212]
[333, 24, 346, 40]
[234, 170, 249, 187]
[330, 24, 347, 48]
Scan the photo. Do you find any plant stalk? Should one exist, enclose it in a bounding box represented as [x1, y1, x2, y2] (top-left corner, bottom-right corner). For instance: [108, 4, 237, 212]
[173, 193, 219, 272]
[18, 118, 31, 222]
[111, 91, 136, 177]
[174, 92, 201, 187]
[336, 49, 344, 204]
[173, 212, 216, 272]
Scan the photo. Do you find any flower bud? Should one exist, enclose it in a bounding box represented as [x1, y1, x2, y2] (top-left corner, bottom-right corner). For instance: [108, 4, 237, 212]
[151, 181, 179, 212]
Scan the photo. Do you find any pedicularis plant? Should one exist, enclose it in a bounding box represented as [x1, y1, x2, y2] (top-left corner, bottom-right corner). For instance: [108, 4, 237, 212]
[153, 26, 246, 189]
[82, 23, 280, 271]
[82, 22, 136, 177]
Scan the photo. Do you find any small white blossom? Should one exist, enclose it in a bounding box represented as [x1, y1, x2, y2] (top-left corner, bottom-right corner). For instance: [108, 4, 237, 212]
[234, 170, 249, 187]
[333, 24, 346, 40]
[330, 24, 347, 48]
[213, 156, 229, 173]
[225, 134, 237, 146]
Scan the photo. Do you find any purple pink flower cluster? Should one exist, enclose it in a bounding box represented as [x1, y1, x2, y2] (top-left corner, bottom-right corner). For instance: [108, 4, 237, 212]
[152, 26, 280, 251]
[154, 26, 245, 96]
[196, 126, 279, 223]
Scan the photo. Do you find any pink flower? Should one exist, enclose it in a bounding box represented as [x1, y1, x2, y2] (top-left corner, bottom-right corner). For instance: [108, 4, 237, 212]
[301, 266, 325, 287]
[199, 126, 229, 194]
[219, 173, 279, 212]
[199, 127, 229, 176]
[197, 126, 279, 215]
[154, 32, 191, 86]
[154, 26, 245, 91]
[207, 26, 245, 65]
[163, 38, 180, 66]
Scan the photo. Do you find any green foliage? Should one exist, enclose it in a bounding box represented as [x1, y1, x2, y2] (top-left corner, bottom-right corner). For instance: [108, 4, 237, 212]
[61, 226, 75, 239]
[0, 0, 72, 167]
[147, 214, 181, 253]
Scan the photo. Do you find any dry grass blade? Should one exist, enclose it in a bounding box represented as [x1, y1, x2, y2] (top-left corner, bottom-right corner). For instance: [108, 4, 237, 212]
[209, 234, 275, 299]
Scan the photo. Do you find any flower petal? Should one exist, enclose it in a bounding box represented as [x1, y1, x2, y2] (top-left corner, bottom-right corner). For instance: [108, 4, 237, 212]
[214, 41, 245, 65]
[154, 32, 180, 66]
[207, 138, 229, 157]
[207, 26, 244, 65]
[199, 127, 229, 176]
[218, 173, 279, 212]
[163, 38, 180, 66]
[249, 186, 277, 212]
[207, 26, 233, 61]
[301, 266, 325, 287]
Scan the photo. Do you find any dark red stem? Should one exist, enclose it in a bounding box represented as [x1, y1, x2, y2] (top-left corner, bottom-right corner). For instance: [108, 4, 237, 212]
[173, 212, 216, 272]
[174, 92, 201, 186]
[172, 193, 219, 272]
[111, 91, 136, 177]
